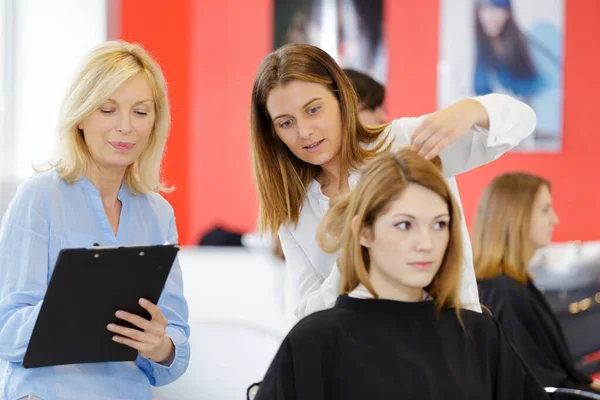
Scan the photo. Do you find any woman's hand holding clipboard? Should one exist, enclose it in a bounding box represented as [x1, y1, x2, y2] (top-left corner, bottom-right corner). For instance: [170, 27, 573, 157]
[107, 297, 174, 365]
[22, 244, 181, 369]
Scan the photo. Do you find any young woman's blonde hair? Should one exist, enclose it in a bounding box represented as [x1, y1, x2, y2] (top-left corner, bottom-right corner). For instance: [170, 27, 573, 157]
[39, 40, 172, 194]
[317, 147, 464, 317]
[473, 172, 551, 285]
[250, 43, 391, 236]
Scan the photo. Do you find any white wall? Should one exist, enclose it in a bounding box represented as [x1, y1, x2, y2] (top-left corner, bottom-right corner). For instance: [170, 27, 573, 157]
[13, 0, 107, 177]
[151, 247, 291, 400]
[0, 0, 12, 185]
[0, 1, 6, 151]
[0, 0, 106, 216]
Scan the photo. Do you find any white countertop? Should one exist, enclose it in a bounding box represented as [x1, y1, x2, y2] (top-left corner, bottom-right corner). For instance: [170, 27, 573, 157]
[152, 246, 293, 400]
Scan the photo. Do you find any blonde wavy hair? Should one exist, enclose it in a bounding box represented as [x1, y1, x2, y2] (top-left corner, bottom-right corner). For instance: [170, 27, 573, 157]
[473, 172, 551, 285]
[317, 148, 464, 317]
[250, 44, 391, 236]
[38, 40, 172, 194]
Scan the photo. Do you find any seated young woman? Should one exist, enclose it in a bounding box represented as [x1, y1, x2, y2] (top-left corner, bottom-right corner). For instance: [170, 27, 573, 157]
[255, 148, 549, 400]
[474, 172, 600, 394]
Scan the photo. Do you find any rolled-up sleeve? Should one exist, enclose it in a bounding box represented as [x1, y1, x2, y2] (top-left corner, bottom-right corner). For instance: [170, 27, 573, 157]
[0, 178, 49, 362]
[391, 93, 536, 178]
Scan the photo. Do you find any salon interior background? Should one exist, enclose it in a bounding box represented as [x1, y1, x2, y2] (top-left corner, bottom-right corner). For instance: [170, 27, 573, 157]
[0, 0, 598, 244]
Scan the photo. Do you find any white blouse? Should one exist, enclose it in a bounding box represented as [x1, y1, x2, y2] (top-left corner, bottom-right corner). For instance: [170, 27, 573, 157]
[278, 93, 536, 319]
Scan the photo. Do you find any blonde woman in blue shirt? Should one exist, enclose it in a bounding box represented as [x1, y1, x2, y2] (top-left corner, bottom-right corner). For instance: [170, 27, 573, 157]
[0, 41, 190, 400]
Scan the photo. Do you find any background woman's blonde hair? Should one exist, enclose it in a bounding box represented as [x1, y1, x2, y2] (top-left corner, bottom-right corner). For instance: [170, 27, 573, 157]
[473, 172, 550, 285]
[250, 43, 391, 236]
[317, 147, 464, 317]
[39, 40, 172, 194]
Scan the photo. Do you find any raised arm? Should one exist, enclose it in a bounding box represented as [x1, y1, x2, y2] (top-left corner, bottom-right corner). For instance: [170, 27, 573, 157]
[392, 93, 536, 177]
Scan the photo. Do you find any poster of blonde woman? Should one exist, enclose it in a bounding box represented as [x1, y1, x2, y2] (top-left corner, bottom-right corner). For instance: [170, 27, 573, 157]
[274, 0, 386, 84]
[438, 0, 564, 152]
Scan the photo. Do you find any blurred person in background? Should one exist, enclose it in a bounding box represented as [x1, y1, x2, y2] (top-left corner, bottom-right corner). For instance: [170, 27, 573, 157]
[475, 172, 600, 394]
[474, 0, 562, 149]
[343, 68, 388, 126]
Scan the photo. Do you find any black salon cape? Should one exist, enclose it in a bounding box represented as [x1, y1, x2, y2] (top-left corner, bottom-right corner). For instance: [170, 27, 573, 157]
[479, 275, 595, 393]
[255, 295, 549, 400]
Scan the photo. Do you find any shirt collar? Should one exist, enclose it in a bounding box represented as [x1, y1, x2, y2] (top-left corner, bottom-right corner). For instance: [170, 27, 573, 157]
[77, 175, 130, 203]
[348, 283, 433, 301]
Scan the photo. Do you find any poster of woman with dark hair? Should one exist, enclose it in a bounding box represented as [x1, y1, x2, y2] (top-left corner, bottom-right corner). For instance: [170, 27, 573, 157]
[438, 0, 563, 152]
[273, 0, 386, 84]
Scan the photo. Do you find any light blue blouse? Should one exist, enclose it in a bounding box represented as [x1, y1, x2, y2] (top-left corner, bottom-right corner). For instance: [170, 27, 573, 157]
[0, 170, 190, 400]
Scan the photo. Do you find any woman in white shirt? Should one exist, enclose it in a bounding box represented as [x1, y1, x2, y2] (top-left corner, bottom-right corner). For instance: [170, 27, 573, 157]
[250, 43, 536, 319]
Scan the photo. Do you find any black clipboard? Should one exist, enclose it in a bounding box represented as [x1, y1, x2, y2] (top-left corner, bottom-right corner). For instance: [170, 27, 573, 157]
[22, 244, 180, 369]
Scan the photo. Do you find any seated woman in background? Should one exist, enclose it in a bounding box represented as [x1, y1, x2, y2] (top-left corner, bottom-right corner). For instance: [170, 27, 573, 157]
[255, 148, 549, 400]
[474, 172, 600, 393]
[342, 68, 389, 125]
